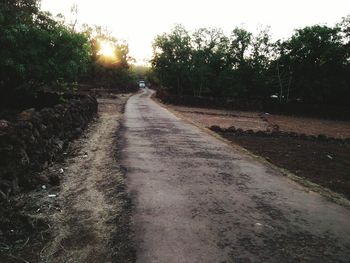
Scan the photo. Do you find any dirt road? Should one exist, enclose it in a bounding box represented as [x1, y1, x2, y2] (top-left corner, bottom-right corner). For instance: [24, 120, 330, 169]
[120, 89, 350, 262]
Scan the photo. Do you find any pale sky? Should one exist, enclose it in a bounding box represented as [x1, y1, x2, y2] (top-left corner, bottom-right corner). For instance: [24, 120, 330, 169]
[41, 0, 350, 65]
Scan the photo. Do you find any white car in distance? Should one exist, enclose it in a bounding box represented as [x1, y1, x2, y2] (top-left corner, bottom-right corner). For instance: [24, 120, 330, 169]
[139, 80, 146, 88]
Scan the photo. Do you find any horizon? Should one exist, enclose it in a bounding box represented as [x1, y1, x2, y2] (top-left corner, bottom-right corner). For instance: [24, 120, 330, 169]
[41, 0, 350, 65]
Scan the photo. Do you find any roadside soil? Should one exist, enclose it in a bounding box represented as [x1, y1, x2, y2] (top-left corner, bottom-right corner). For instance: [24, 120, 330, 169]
[40, 94, 134, 263]
[166, 105, 350, 200]
[0, 94, 134, 262]
[221, 133, 350, 199]
[169, 105, 268, 131]
[266, 114, 350, 139]
[169, 105, 350, 138]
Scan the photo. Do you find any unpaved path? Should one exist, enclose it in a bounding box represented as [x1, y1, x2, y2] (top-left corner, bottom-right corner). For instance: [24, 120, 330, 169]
[121, 89, 350, 262]
[41, 95, 134, 263]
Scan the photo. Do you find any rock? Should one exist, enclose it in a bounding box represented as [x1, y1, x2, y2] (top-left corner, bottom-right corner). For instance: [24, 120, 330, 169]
[209, 125, 222, 132]
[307, 135, 317, 141]
[18, 108, 36, 121]
[331, 138, 339, 144]
[39, 124, 49, 138]
[0, 120, 11, 131]
[317, 134, 328, 141]
[31, 160, 44, 171]
[17, 148, 30, 166]
[246, 129, 254, 135]
[16, 120, 33, 130]
[54, 104, 65, 114]
[38, 174, 50, 184]
[32, 128, 41, 139]
[236, 128, 244, 134]
[299, 133, 308, 140]
[270, 124, 279, 133]
[14, 199, 26, 209]
[40, 108, 55, 124]
[289, 132, 298, 138]
[48, 173, 60, 186]
[0, 93, 97, 196]
[255, 130, 266, 136]
[72, 127, 83, 138]
[227, 126, 236, 132]
[270, 131, 280, 136]
[53, 139, 64, 150]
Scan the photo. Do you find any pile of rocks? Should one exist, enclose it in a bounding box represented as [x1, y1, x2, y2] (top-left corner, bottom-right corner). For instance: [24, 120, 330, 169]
[0, 94, 97, 198]
[209, 125, 350, 144]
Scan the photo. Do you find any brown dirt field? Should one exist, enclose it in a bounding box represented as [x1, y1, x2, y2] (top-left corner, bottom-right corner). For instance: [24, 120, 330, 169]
[169, 105, 350, 139]
[266, 115, 350, 139]
[170, 105, 268, 131]
[222, 134, 350, 199]
[167, 105, 350, 200]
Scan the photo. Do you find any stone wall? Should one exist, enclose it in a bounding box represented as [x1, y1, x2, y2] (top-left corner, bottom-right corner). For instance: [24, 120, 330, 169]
[0, 94, 98, 198]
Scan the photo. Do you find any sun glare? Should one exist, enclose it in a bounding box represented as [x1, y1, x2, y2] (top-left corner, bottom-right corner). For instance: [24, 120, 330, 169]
[98, 40, 116, 58]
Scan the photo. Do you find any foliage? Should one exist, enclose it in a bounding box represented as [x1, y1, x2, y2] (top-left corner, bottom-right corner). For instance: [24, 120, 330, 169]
[0, 0, 91, 95]
[130, 65, 149, 80]
[276, 25, 349, 103]
[80, 25, 135, 89]
[151, 19, 350, 104]
[151, 25, 192, 95]
[0, 0, 136, 98]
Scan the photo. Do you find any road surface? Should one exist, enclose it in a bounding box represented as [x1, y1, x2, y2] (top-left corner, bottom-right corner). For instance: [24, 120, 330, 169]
[120, 89, 350, 262]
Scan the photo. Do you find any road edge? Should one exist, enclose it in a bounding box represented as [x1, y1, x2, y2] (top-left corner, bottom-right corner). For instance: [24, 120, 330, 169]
[111, 95, 136, 263]
[152, 97, 350, 209]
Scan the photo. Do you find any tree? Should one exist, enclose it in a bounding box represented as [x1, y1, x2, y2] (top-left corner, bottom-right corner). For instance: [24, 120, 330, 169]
[151, 20, 350, 104]
[0, 0, 91, 96]
[191, 28, 229, 96]
[249, 27, 274, 98]
[80, 24, 134, 89]
[277, 25, 348, 103]
[228, 28, 252, 68]
[151, 25, 192, 96]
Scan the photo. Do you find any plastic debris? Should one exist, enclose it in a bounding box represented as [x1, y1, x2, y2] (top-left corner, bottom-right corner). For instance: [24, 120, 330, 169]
[327, 155, 333, 160]
[41, 185, 47, 190]
[59, 168, 64, 174]
[48, 194, 57, 198]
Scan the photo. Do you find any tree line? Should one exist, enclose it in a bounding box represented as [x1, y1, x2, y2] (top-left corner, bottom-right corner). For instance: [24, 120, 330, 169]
[151, 19, 350, 105]
[0, 0, 136, 100]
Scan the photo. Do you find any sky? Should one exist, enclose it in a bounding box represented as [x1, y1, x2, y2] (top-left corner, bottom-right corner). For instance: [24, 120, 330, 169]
[41, 0, 350, 65]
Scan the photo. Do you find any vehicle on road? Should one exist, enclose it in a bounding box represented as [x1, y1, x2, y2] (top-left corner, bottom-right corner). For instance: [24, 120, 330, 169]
[139, 80, 146, 88]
